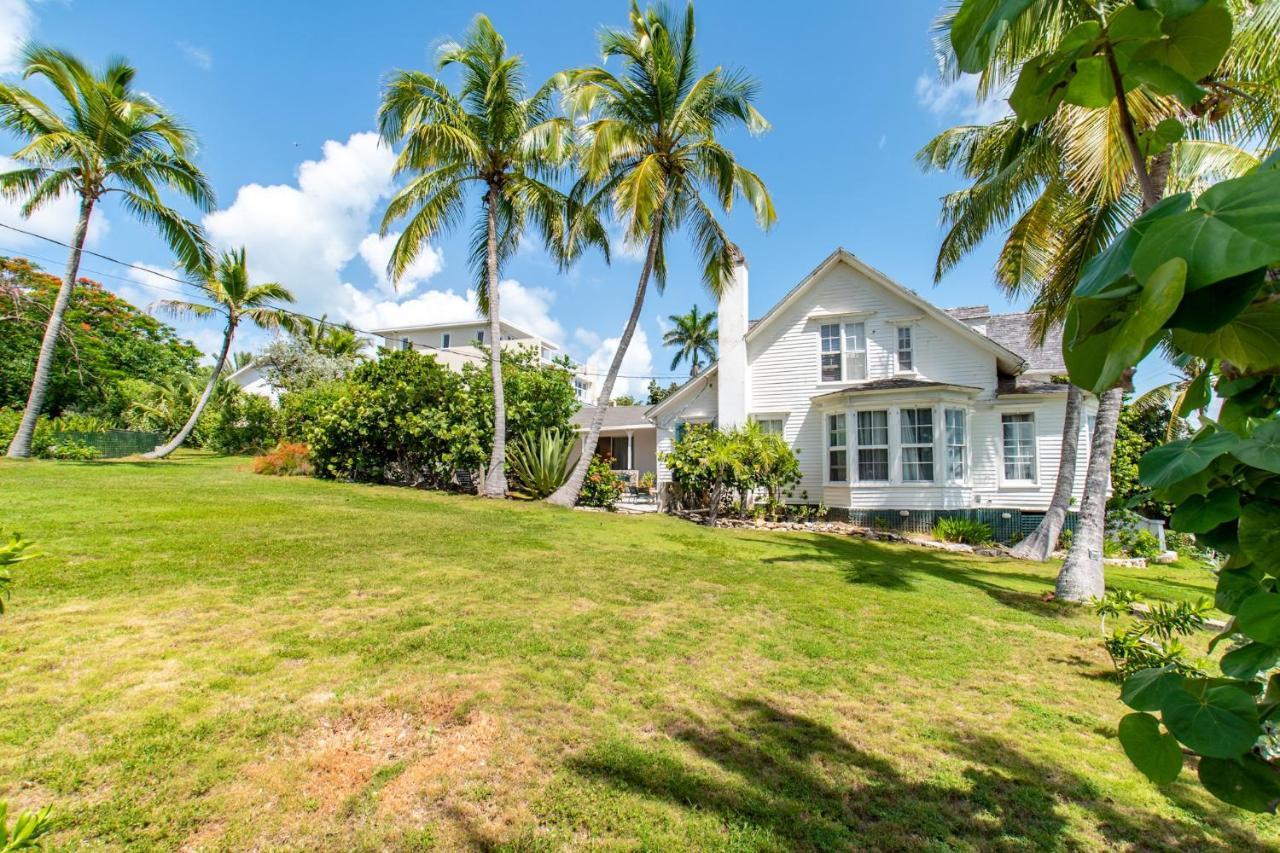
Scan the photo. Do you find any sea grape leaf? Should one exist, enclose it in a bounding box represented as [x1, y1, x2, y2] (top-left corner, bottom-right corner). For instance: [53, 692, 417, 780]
[1138, 430, 1240, 488]
[1170, 487, 1239, 533]
[1118, 712, 1183, 784]
[1239, 502, 1280, 574]
[1161, 681, 1261, 759]
[1234, 420, 1280, 475]
[1199, 756, 1280, 813]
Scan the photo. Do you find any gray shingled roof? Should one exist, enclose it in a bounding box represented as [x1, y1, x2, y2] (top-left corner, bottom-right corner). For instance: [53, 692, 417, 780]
[811, 378, 983, 402]
[944, 307, 1065, 374]
[997, 378, 1071, 396]
[570, 405, 654, 430]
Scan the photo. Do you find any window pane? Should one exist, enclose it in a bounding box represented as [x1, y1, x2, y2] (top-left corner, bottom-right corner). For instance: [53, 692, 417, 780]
[897, 326, 913, 371]
[858, 447, 889, 481]
[820, 324, 841, 352]
[945, 408, 966, 480]
[827, 413, 846, 447]
[900, 408, 933, 445]
[828, 449, 847, 482]
[857, 410, 888, 446]
[1002, 414, 1036, 480]
[756, 418, 784, 436]
[902, 446, 934, 482]
[821, 353, 842, 382]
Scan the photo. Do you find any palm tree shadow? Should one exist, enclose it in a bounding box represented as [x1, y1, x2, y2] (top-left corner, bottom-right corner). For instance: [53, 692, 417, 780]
[569, 697, 1267, 849]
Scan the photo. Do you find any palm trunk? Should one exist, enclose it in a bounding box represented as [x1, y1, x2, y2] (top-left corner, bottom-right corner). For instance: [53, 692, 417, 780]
[6, 196, 95, 458]
[144, 320, 234, 460]
[482, 182, 508, 498]
[1053, 57, 1163, 601]
[547, 211, 662, 508]
[1012, 384, 1083, 561]
[1055, 384, 1123, 601]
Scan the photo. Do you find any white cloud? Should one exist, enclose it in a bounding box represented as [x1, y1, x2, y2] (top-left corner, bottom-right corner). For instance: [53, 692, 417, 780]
[581, 327, 655, 401]
[916, 73, 1010, 125]
[357, 230, 444, 296]
[344, 278, 564, 342]
[0, 0, 33, 75]
[176, 41, 213, 71]
[0, 155, 110, 251]
[203, 132, 397, 318]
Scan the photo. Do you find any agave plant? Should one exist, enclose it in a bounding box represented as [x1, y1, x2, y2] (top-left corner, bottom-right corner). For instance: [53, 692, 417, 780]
[507, 429, 575, 500]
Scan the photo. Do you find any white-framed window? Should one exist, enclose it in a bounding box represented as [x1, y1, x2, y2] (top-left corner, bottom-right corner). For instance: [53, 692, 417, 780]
[896, 326, 914, 372]
[944, 408, 966, 481]
[845, 322, 867, 381]
[441, 332, 451, 348]
[818, 321, 868, 382]
[573, 376, 589, 399]
[1002, 413, 1037, 481]
[827, 413, 848, 483]
[399, 337, 411, 351]
[820, 323, 842, 382]
[856, 410, 890, 482]
[900, 407, 934, 482]
[753, 417, 785, 436]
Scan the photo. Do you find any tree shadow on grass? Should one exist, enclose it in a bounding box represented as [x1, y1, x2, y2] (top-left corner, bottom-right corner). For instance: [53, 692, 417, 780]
[569, 697, 1267, 850]
[743, 532, 1071, 619]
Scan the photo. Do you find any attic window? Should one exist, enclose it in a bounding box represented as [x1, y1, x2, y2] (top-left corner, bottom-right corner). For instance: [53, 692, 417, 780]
[896, 326, 914, 372]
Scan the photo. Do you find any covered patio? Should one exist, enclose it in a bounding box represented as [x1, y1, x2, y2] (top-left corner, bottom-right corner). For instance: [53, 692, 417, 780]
[570, 405, 658, 509]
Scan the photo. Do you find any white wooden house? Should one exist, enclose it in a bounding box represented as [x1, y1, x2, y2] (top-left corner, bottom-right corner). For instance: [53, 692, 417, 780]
[645, 248, 1094, 534]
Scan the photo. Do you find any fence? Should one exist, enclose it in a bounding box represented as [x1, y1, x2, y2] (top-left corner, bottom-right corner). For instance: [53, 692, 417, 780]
[51, 429, 164, 458]
[840, 507, 1079, 544]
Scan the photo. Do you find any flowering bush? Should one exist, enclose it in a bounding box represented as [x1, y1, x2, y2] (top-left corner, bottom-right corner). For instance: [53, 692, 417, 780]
[253, 442, 313, 477]
[578, 454, 623, 509]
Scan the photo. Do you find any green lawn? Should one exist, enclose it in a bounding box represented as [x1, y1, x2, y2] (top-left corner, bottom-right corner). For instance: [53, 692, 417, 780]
[0, 454, 1273, 850]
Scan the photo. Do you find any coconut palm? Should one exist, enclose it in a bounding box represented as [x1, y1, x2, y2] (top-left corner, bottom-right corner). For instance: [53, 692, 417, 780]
[144, 249, 297, 459]
[377, 15, 591, 498]
[664, 305, 717, 377]
[0, 46, 214, 458]
[919, 2, 1278, 591]
[546, 0, 776, 507]
[304, 314, 366, 358]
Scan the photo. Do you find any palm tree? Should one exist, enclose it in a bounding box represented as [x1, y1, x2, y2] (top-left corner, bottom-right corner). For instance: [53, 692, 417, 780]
[377, 15, 588, 498]
[304, 314, 366, 358]
[143, 249, 296, 459]
[546, 1, 776, 507]
[664, 305, 717, 377]
[0, 46, 214, 458]
[919, 3, 1278, 591]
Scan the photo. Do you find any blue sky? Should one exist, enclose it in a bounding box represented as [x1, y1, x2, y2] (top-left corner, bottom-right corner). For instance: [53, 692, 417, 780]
[0, 0, 1174, 396]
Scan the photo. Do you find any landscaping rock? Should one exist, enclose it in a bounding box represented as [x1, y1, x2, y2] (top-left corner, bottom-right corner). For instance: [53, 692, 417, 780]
[1153, 551, 1179, 564]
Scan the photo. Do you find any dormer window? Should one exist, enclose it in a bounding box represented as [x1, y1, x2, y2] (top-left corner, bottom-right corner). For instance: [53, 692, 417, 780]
[819, 321, 867, 382]
[896, 326, 914, 372]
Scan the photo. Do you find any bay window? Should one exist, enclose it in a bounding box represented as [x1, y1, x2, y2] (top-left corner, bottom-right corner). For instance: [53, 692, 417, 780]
[944, 408, 966, 481]
[1002, 413, 1037, 481]
[827, 413, 848, 482]
[856, 410, 890, 481]
[900, 407, 934, 482]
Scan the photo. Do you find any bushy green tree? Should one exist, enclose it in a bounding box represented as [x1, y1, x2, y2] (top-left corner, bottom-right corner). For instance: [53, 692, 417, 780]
[1110, 401, 1174, 517]
[308, 350, 483, 487]
[460, 348, 579, 452]
[946, 0, 1280, 813]
[663, 420, 800, 521]
[0, 257, 200, 418]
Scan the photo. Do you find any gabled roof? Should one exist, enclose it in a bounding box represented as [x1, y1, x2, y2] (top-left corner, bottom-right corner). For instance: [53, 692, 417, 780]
[943, 306, 1064, 373]
[747, 248, 1026, 374]
[646, 365, 716, 420]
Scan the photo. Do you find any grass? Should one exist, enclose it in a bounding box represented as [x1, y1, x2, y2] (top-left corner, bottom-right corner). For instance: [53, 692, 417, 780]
[0, 453, 1273, 850]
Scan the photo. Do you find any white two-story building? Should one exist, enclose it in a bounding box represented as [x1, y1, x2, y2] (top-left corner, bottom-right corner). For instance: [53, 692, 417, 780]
[637, 247, 1093, 535]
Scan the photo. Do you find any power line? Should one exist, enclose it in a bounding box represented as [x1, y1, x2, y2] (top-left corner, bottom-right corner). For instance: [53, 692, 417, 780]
[0, 221, 692, 383]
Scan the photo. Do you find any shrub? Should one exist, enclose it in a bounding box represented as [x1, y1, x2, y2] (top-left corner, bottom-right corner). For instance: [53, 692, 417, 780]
[276, 381, 348, 443]
[1105, 509, 1162, 560]
[308, 350, 484, 487]
[579, 454, 624, 509]
[508, 429, 574, 499]
[0, 533, 38, 616]
[206, 391, 276, 455]
[1093, 590, 1209, 677]
[253, 442, 313, 477]
[933, 516, 994, 545]
[662, 420, 801, 520]
[42, 438, 102, 461]
[0, 801, 53, 850]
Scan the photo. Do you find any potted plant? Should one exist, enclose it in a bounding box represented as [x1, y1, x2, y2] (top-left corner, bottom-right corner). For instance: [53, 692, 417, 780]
[637, 471, 655, 495]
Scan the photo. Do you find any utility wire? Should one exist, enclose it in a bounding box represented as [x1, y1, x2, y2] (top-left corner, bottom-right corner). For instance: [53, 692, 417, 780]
[0, 221, 692, 384]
